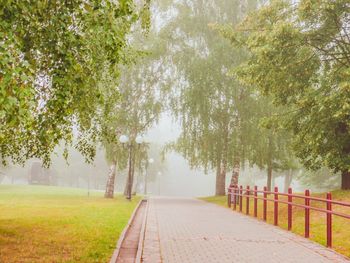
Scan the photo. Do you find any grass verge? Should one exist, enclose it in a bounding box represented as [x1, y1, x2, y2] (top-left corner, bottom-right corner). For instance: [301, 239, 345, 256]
[200, 190, 350, 258]
[0, 185, 141, 263]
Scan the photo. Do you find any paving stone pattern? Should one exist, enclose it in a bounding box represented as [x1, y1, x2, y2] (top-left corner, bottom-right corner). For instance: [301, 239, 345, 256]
[141, 199, 162, 263]
[141, 197, 349, 263]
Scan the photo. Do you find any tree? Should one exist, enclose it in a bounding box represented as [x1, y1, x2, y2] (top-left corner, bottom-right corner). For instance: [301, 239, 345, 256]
[225, 0, 350, 189]
[0, 0, 150, 166]
[245, 97, 296, 191]
[158, 0, 263, 195]
[160, 0, 295, 194]
[100, 48, 165, 198]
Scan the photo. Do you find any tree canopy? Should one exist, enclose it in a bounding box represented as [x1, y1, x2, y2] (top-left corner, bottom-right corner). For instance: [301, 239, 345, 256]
[159, 0, 295, 193]
[0, 0, 150, 166]
[223, 0, 350, 189]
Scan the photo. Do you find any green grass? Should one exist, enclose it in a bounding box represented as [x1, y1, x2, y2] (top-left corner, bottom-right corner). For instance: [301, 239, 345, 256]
[201, 190, 350, 258]
[0, 185, 141, 263]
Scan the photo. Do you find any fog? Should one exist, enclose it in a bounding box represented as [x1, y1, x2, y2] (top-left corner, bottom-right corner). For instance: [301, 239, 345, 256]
[1, 112, 218, 197]
[0, 111, 316, 197]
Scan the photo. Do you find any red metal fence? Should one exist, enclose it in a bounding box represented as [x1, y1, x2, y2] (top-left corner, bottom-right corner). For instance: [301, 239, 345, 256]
[227, 185, 350, 248]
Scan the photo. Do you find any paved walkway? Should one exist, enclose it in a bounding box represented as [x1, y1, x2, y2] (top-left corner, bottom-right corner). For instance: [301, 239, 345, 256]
[141, 197, 349, 263]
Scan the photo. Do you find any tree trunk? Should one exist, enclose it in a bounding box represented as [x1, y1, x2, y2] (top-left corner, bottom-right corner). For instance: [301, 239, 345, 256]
[284, 169, 293, 193]
[341, 170, 350, 190]
[231, 157, 240, 204]
[123, 180, 128, 196]
[216, 161, 226, 196]
[230, 157, 240, 186]
[216, 120, 229, 196]
[104, 161, 117, 198]
[267, 164, 272, 191]
[130, 149, 137, 196]
[125, 151, 132, 199]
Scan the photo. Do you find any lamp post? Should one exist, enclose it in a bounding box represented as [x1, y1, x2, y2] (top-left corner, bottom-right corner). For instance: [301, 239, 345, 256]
[144, 158, 154, 195]
[119, 134, 143, 200]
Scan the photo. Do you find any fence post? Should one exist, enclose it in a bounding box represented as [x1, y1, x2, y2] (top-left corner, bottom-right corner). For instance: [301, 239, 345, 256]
[288, 187, 292, 231]
[263, 186, 267, 221]
[305, 189, 310, 238]
[326, 192, 332, 248]
[233, 185, 237, 210]
[254, 186, 258, 217]
[274, 186, 278, 226]
[239, 185, 243, 212]
[246, 186, 250, 215]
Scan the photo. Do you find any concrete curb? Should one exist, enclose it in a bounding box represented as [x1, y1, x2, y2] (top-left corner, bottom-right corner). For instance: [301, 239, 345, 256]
[135, 198, 150, 263]
[110, 199, 147, 263]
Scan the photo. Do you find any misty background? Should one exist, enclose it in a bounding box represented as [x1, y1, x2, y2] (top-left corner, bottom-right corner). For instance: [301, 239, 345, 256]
[0, 111, 336, 196]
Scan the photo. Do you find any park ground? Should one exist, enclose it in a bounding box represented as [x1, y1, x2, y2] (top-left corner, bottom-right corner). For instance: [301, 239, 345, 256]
[201, 190, 350, 258]
[1, 185, 349, 262]
[0, 185, 140, 263]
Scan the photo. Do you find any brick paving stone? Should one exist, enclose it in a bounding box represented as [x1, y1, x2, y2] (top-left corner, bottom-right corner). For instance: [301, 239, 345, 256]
[141, 199, 162, 263]
[141, 197, 349, 263]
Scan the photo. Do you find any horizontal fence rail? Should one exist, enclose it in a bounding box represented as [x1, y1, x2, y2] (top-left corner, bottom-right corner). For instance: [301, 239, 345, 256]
[227, 185, 350, 248]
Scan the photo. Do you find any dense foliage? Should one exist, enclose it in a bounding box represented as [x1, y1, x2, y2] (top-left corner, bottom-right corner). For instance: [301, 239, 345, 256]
[224, 0, 350, 189]
[0, 0, 150, 166]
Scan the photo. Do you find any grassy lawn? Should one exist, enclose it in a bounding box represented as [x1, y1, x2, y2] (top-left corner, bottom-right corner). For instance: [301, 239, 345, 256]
[201, 190, 350, 258]
[0, 185, 141, 263]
